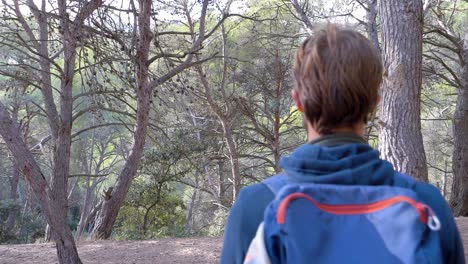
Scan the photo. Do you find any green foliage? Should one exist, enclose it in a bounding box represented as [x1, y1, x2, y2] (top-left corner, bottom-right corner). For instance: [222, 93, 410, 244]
[113, 179, 186, 240]
[206, 209, 229, 237]
[0, 208, 45, 245]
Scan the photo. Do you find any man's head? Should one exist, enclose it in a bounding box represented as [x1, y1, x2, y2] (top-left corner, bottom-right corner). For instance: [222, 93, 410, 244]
[292, 24, 383, 138]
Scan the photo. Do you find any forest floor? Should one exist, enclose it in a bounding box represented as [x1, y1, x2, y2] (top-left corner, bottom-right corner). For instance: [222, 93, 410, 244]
[1, 218, 468, 263]
[0, 237, 222, 264]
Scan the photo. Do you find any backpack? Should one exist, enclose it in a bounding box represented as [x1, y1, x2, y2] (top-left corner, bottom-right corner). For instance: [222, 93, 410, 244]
[244, 174, 443, 264]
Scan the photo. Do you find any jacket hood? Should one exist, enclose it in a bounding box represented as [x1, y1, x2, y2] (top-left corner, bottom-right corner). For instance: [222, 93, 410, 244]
[280, 142, 396, 186]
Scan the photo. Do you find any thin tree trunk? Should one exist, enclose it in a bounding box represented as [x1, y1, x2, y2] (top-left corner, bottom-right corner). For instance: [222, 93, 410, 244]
[217, 160, 228, 208]
[378, 0, 428, 181]
[443, 160, 448, 197]
[76, 132, 100, 239]
[366, 0, 380, 53]
[363, 0, 380, 143]
[184, 188, 197, 235]
[273, 49, 283, 173]
[5, 163, 20, 232]
[44, 224, 52, 242]
[185, 163, 199, 235]
[141, 200, 159, 237]
[85, 201, 102, 232]
[449, 33, 468, 215]
[76, 190, 92, 238]
[6, 92, 23, 233]
[222, 121, 241, 202]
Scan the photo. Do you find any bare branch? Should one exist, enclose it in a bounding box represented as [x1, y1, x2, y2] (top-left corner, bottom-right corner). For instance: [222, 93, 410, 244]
[289, 0, 314, 33]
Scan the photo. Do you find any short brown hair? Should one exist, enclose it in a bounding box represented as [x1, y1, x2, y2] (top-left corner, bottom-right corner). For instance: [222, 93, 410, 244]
[293, 24, 382, 134]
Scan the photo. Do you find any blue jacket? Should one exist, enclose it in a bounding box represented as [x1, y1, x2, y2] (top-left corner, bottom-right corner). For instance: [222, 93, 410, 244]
[220, 134, 465, 263]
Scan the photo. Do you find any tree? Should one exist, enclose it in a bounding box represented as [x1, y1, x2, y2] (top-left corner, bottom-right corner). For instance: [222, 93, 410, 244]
[234, 2, 303, 174]
[377, 0, 429, 181]
[3, 78, 35, 236]
[192, 18, 243, 201]
[0, 0, 102, 262]
[74, 130, 121, 238]
[451, 31, 468, 215]
[423, 0, 468, 215]
[91, 0, 230, 239]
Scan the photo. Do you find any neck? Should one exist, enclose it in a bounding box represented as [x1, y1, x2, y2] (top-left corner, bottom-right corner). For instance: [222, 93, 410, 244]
[306, 122, 365, 142]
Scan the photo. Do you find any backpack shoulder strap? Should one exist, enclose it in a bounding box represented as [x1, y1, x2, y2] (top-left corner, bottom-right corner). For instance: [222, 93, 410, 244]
[262, 173, 288, 195]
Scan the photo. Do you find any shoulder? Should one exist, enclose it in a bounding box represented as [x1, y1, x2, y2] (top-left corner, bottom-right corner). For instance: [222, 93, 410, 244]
[399, 176, 465, 263]
[393, 173, 447, 210]
[395, 173, 451, 222]
[412, 180, 449, 215]
[221, 182, 275, 264]
[242, 181, 271, 195]
[227, 182, 274, 224]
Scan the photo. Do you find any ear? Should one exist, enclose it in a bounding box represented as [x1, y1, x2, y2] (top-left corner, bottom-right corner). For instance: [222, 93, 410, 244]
[291, 89, 304, 112]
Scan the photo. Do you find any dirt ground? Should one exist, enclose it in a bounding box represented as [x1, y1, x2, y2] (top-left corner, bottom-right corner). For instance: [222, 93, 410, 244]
[1, 218, 468, 264]
[0, 237, 222, 264]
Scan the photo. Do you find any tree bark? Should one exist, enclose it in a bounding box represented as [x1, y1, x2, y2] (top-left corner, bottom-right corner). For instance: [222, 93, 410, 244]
[449, 33, 468, 216]
[378, 0, 428, 181]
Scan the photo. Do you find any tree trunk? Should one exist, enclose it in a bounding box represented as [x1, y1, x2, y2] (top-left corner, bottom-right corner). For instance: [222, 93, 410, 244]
[217, 160, 228, 208]
[377, 0, 428, 181]
[273, 49, 283, 173]
[76, 138, 100, 239]
[92, 0, 152, 239]
[44, 224, 53, 242]
[185, 161, 200, 236]
[75, 190, 92, 238]
[363, 0, 380, 143]
[443, 160, 448, 197]
[449, 33, 468, 216]
[222, 121, 242, 202]
[366, 0, 380, 52]
[141, 199, 159, 238]
[5, 163, 20, 233]
[0, 102, 82, 264]
[6, 93, 23, 234]
[55, 226, 82, 264]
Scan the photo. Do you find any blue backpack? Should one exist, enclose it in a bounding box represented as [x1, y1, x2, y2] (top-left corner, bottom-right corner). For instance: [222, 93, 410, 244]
[244, 174, 443, 264]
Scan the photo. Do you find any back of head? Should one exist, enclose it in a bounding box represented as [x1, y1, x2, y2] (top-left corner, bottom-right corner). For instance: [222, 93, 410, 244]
[294, 24, 383, 134]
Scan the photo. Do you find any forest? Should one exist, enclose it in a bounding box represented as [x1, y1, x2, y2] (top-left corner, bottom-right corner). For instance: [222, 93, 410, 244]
[0, 0, 466, 263]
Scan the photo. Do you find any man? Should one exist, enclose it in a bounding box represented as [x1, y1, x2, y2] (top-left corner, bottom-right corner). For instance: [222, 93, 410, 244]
[220, 24, 464, 263]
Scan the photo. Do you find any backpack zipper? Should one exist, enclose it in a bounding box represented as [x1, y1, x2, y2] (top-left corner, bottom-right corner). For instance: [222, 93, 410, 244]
[277, 193, 437, 229]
